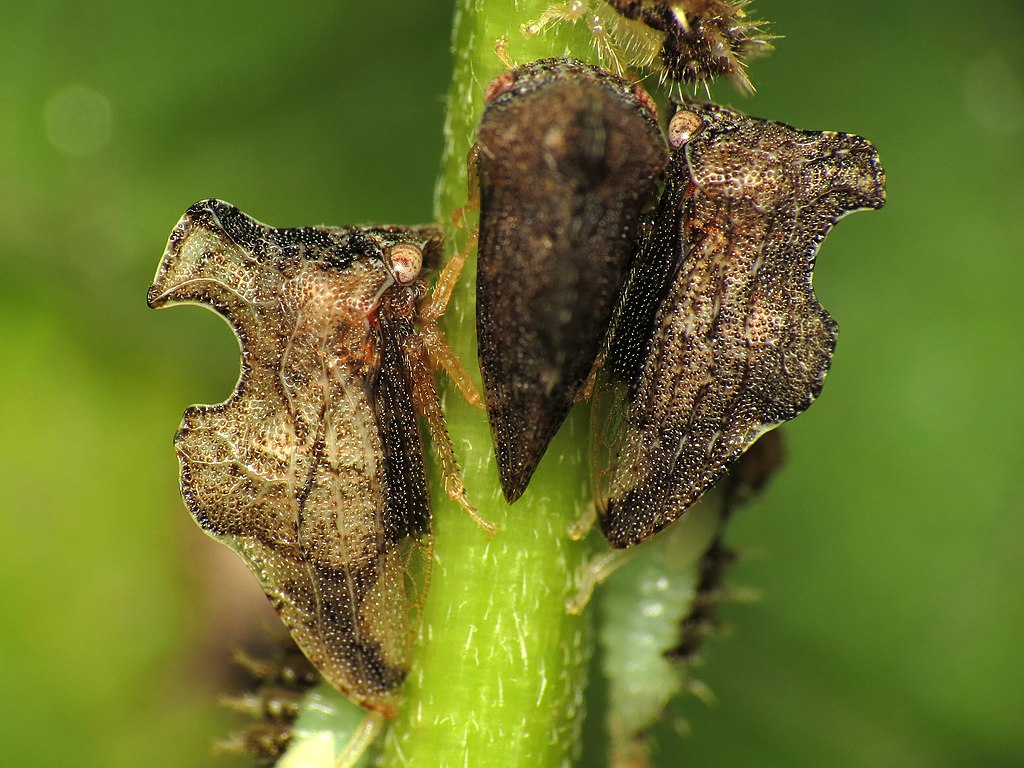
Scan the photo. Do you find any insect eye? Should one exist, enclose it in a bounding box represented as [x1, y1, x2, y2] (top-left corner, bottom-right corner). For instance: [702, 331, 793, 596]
[668, 110, 704, 149]
[387, 243, 423, 285]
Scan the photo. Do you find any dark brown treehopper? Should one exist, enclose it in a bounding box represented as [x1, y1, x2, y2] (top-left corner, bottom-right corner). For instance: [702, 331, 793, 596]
[475, 57, 668, 502]
[593, 103, 886, 548]
[149, 200, 481, 719]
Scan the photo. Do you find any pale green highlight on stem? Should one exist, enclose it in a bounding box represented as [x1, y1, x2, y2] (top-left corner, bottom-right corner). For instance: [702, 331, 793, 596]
[280, 2, 719, 766]
[382, 2, 600, 766]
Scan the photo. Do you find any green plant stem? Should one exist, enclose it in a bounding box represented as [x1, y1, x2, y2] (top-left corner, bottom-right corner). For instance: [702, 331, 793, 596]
[281, 5, 616, 766]
[275, 5, 733, 766]
[378, 3, 602, 766]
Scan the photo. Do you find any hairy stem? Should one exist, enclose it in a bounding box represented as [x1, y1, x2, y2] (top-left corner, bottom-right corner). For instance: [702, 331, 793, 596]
[279, 5, 610, 767]
[378, 2, 600, 767]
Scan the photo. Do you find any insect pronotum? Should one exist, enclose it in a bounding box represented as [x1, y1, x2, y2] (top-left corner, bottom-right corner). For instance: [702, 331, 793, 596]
[475, 57, 667, 502]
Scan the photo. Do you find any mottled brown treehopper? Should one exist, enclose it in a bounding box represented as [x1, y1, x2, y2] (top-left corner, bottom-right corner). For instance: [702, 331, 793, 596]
[475, 57, 668, 502]
[148, 200, 479, 718]
[593, 102, 886, 548]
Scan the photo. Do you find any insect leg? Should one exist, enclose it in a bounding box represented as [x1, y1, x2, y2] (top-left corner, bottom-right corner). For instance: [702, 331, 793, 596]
[332, 712, 385, 768]
[565, 548, 633, 614]
[404, 332, 497, 536]
[417, 322, 483, 410]
[451, 144, 481, 232]
[420, 142, 477, 324]
[521, 1, 591, 39]
[416, 228, 483, 409]
[567, 504, 597, 541]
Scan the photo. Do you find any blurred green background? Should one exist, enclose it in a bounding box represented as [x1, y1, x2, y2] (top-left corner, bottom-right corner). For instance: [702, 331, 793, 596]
[0, 1, 1020, 766]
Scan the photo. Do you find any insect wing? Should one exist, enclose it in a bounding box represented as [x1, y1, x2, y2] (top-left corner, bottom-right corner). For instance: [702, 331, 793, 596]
[476, 58, 668, 502]
[595, 104, 886, 547]
[148, 199, 436, 715]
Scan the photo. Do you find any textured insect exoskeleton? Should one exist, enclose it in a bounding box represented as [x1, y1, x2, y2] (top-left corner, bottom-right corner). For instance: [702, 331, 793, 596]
[148, 200, 480, 726]
[521, 0, 773, 97]
[593, 102, 886, 547]
[475, 57, 668, 502]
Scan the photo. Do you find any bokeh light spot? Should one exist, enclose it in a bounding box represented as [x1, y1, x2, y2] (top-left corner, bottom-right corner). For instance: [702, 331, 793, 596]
[44, 84, 113, 157]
